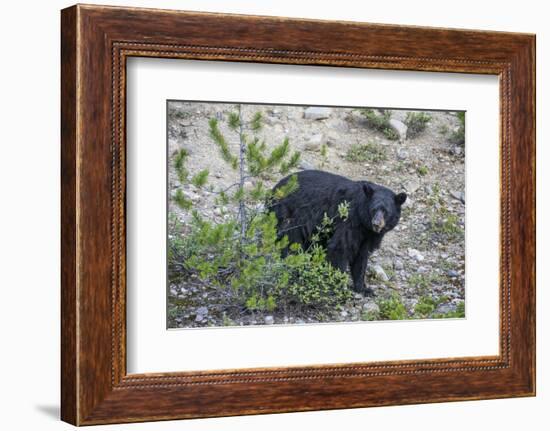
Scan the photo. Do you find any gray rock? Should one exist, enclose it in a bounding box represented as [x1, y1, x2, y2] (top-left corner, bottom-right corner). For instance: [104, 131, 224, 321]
[326, 133, 340, 147]
[417, 266, 429, 273]
[183, 190, 200, 202]
[371, 264, 389, 282]
[450, 190, 465, 204]
[407, 248, 425, 261]
[196, 306, 208, 316]
[404, 179, 420, 194]
[264, 315, 275, 325]
[452, 146, 463, 156]
[389, 110, 407, 122]
[447, 270, 459, 278]
[340, 310, 349, 319]
[299, 159, 315, 170]
[304, 133, 326, 151]
[397, 148, 408, 160]
[362, 302, 380, 315]
[295, 319, 306, 324]
[393, 259, 404, 270]
[389, 118, 408, 141]
[435, 303, 454, 315]
[326, 119, 349, 133]
[304, 107, 332, 120]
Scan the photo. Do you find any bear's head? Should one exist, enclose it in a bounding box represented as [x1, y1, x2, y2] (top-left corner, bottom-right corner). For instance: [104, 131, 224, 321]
[360, 182, 407, 234]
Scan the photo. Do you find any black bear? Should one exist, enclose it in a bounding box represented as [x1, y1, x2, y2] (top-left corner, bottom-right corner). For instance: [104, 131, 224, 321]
[269, 170, 406, 296]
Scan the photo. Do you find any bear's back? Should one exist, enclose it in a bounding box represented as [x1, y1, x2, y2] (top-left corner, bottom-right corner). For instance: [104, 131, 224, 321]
[277, 169, 356, 194]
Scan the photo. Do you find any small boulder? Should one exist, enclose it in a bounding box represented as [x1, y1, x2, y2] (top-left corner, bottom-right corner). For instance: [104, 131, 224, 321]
[326, 132, 340, 147]
[362, 302, 380, 315]
[408, 248, 425, 261]
[304, 107, 332, 120]
[195, 306, 208, 322]
[435, 303, 454, 315]
[404, 179, 420, 194]
[393, 259, 404, 271]
[450, 190, 465, 204]
[389, 118, 408, 141]
[371, 264, 389, 282]
[396, 148, 408, 160]
[299, 159, 315, 170]
[304, 133, 326, 151]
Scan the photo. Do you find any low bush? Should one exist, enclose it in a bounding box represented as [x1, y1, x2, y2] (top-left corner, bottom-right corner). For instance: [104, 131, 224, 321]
[345, 141, 388, 163]
[405, 112, 431, 138]
[377, 293, 408, 320]
[359, 109, 399, 140]
[449, 112, 465, 146]
[170, 209, 353, 314]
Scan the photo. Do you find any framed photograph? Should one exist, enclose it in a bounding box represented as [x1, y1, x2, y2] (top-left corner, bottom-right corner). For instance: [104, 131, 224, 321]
[61, 4, 535, 425]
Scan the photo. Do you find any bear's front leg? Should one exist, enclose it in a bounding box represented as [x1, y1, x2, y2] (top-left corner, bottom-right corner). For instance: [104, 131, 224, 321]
[326, 229, 351, 274]
[326, 245, 349, 274]
[351, 244, 374, 296]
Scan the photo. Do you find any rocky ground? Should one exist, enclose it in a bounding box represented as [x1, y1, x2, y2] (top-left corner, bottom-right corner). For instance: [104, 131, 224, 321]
[167, 101, 466, 328]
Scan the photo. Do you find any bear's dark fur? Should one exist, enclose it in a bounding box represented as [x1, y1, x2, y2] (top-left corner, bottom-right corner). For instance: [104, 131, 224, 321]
[269, 170, 406, 296]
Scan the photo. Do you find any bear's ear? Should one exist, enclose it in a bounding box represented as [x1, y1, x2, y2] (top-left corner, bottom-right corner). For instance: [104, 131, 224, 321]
[395, 192, 407, 206]
[362, 183, 374, 198]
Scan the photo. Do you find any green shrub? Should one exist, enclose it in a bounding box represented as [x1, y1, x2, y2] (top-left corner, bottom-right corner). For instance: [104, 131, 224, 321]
[377, 293, 408, 320]
[283, 244, 352, 308]
[172, 209, 352, 313]
[359, 109, 399, 140]
[405, 112, 431, 138]
[416, 165, 429, 176]
[433, 301, 465, 319]
[426, 183, 463, 240]
[407, 273, 446, 300]
[449, 112, 465, 146]
[345, 141, 388, 163]
[173, 189, 193, 210]
[413, 296, 438, 318]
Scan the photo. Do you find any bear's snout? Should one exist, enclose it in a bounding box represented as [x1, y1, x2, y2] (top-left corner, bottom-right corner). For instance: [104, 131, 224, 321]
[371, 209, 385, 233]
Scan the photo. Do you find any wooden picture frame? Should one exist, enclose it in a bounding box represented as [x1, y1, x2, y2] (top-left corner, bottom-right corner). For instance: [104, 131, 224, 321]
[61, 4, 535, 425]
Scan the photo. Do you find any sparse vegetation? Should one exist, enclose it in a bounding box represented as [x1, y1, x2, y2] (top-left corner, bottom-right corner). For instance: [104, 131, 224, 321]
[414, 296, 439, 318]
[449, 112, 465, 146]
[417, 165, 429, 176]
[426, 183, 463, 240]
[405, 112, 431, 138]
[345, 141, 388, 163]
[433, 301, 465, 319]
[377, 293, 408, 320]
[360, 109, 399, 140]
[408, 273, 445, 295]
[319, 143, 329, 168]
